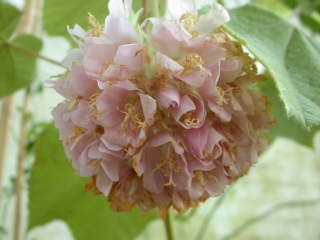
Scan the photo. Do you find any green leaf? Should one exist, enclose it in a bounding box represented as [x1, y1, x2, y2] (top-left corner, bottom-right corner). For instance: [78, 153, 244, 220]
[0, 34, 42, 97]
[300, 12, 320, 34]
[43, 0, 108, 40]
[279, 0, 300, 9]
[258, 79, 318, 146]
[29, 124, 156, 240]
[0, 3, 21, 38]
[43, 0, 165, 41]
[252, 0, 292, 16]
[224, 4, 320, 128]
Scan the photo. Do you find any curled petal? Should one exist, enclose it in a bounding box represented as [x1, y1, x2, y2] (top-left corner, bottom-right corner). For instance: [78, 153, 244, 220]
[157, 87, 180, 109]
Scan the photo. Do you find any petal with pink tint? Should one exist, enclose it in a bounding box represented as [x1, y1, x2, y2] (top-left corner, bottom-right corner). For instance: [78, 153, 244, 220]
[114, 43, 144, 71]
[175, 70, 211, 88]
[54, 66, 98, 99]
[157, 87, 180, 109]
[96, 86, 127, 127]
[151, 20, 191, 58]
[104, 15, 138, 45]
[139, 93, 157, 125]
[156, 52, 184, 73]
[83, 43, 117, 77]
[172, 95, 206, 129]
[96, 169, 113, 196]
[102, 64, 131, 82]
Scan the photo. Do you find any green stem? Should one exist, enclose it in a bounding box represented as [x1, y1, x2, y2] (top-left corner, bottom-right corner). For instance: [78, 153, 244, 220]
[153, 0, 160, 18]
[164, 209, 174, 240]
[3, 40, 65, 68]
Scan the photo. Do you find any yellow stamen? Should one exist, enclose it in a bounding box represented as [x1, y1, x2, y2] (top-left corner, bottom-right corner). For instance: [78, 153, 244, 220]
[87, 13, 104, 37]
[120, 95, 146, 132]
[180, 13, 197, 32]
[69, 126, 85, 142]
[88, 92, 100, 119]
[180, 110, 199, 127]
[217, 87, 228, 105]
[183, 53, 205, 74]
[195, 171, 206, 186]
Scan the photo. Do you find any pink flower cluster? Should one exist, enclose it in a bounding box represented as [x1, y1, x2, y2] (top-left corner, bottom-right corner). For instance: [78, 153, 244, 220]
[52, 0, 273, 213]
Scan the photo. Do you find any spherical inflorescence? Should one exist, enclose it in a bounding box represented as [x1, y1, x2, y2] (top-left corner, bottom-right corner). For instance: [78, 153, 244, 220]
[52, 0, 273, 214]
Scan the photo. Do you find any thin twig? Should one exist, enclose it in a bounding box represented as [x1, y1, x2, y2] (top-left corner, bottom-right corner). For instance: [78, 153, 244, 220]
[3, 40, 65, 68]
[164, 209, 174, 240]
[195, 193, 228, 240]
[0, 97, 16, 199]
[222, 198, 320, 240]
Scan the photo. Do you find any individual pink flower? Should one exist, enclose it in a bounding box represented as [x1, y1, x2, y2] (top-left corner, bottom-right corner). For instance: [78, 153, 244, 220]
[95, 80, 157, 149]
[157, 87, 206, 129]
[133, 133, 192, 194]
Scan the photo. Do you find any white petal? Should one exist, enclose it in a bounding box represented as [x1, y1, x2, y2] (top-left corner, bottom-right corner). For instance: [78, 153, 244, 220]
[108, 0, 132, 18]
[62, 49, 83, 70]
[167, 0, 196, 19]
[193, 3, 230, 33]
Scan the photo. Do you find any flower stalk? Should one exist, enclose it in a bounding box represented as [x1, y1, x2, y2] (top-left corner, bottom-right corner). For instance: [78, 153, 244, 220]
[164, 209, 174, 240]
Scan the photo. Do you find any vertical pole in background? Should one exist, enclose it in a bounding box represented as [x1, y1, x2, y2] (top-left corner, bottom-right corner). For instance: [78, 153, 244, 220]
[0, 97, 16, 199]
[13, 0, 40, 239]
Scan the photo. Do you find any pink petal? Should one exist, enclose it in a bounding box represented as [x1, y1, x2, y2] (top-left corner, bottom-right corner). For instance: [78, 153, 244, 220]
[114, 43, 143, 71]
[156, 52, 184, 72]
[157, 87, 180, 109]
[139, 93, 157, 125]
[96, 170, 113, 196]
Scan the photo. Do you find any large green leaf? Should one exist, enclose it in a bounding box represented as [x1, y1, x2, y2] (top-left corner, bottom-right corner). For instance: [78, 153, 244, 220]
[0, 34, 42, 97]
[258, 79, 318, 146]
[224, 4, 320, 128]
[0, 3, 21, 38]
[29, 124, 156, 240]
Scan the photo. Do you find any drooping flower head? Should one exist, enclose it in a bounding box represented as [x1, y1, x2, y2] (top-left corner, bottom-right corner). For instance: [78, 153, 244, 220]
[52, 0, 273, 215]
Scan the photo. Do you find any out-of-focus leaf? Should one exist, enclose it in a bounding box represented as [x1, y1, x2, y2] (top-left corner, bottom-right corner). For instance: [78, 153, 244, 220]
[0, 34, 42, 97]
[252, 0, 291, 16]
[0, 3, 21, 38]
[300, 13, 320, 34]
[133, 0, 167, 18]
[43, 0, 160, 41]
[225, 4, 320, 128]
[28, 124, 156, 240]
[43, 0, 107, 41]
[279, 0, 300, 9]
[258, 79, 318, 146]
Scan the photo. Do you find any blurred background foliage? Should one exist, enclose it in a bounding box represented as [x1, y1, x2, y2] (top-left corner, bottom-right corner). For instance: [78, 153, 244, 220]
[0, 0, 319, 240]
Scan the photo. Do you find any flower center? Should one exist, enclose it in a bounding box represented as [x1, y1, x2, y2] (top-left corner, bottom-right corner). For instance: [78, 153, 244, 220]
[121, 95, 145, 131]
[180, 110, 199, 127]
[179, 13, 197, 32]
[183, 53, 205, 74]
